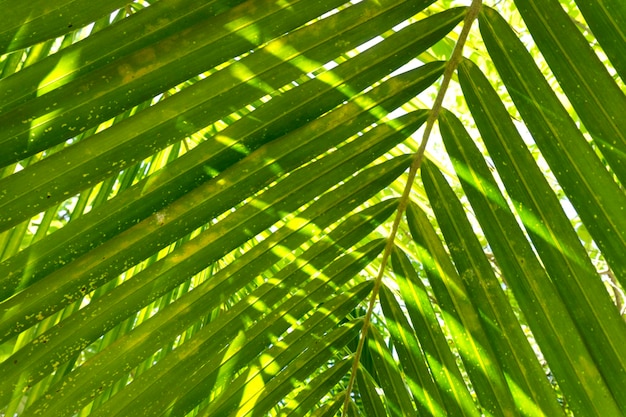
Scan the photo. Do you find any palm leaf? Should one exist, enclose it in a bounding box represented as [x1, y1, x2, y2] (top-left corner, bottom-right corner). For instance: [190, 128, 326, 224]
[1, 0, 625, 416]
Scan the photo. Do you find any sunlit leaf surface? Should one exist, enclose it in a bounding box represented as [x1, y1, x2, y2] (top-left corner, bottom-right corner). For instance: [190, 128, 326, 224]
[1, 0, 625, 416]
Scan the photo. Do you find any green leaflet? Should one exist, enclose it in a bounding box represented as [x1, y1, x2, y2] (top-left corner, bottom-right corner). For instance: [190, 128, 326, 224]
[357, 366, 388, 417]
[456, 58, 626, 412]
[200, 313, 362, 417]
[401, 200, 563, 416]
[309, 394, 344, 417]
[271, 359, 352, 417]
[0, 0, 247, 107]
[1, 0, 129, 52]
[365, 325, 416, 417]
[0, 7, 464, 294]
[572, 0, 626, 81]
[479, 6, 626, 290]
[433, 110, 621, 415]
[0, 107, 424, 342]
[0, 0, 350, 165]
[389, 244, 480, 417]
[378, 283, 446, 416]
[69, 243, 383, 417]
[0, 157, 407, 403]
[0, 72, 429, 297]
[16, 199, 393, 415]
[511, 0, 626, 184]
[0, 5, 462, 228]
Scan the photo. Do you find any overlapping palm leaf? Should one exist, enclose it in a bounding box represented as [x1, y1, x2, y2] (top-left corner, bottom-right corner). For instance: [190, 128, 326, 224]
[1, 0, 625, 416]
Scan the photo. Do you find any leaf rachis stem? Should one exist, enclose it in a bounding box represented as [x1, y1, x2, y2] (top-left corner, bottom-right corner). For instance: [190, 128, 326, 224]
[341, 1, 482, 413]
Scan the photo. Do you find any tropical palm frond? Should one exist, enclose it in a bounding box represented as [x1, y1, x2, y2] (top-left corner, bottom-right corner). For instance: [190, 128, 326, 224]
[1, 0, 625, 416]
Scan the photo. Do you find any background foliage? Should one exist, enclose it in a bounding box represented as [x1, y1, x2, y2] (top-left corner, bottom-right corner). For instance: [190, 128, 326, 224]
[1, 0, 625, 415]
